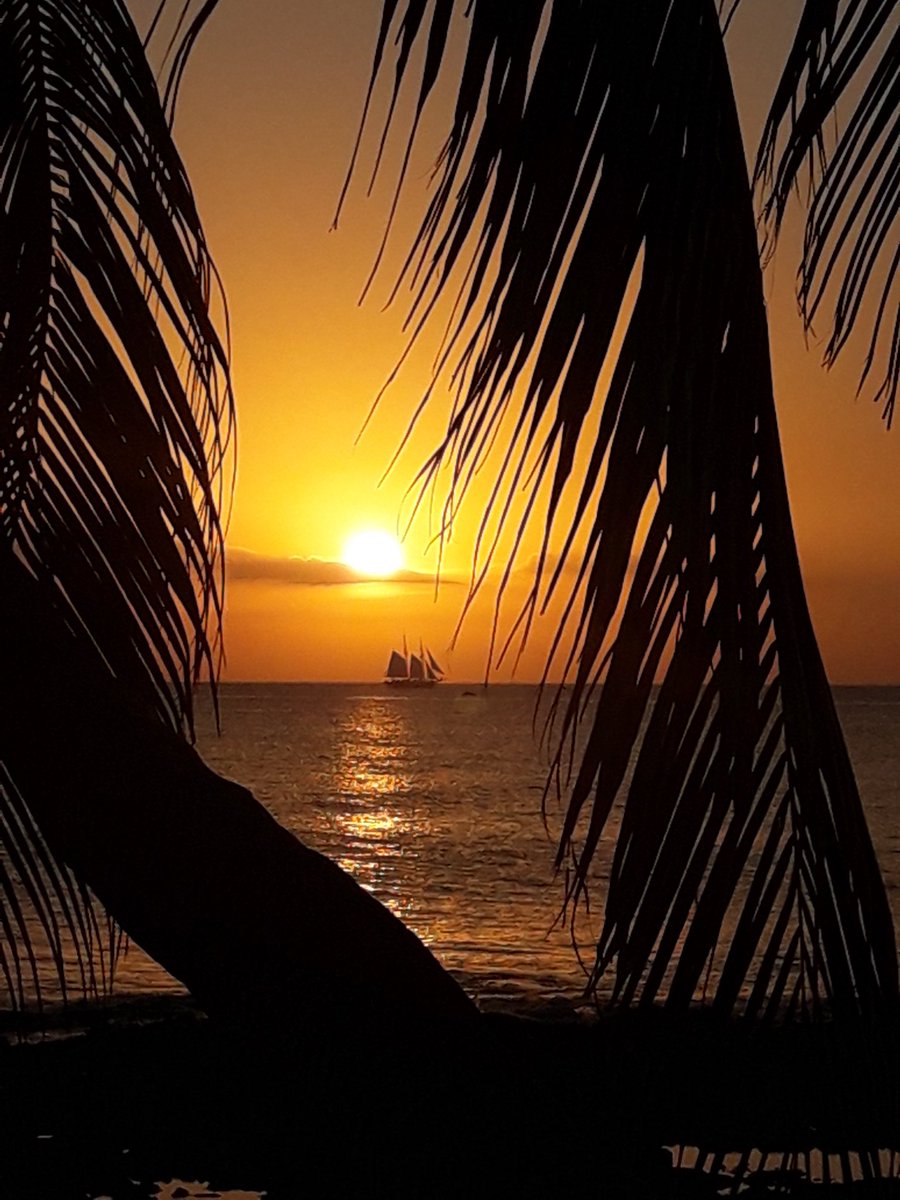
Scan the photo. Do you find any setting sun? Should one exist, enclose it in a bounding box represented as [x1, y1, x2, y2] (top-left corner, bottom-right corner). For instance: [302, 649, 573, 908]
[342, 529, 405, 577]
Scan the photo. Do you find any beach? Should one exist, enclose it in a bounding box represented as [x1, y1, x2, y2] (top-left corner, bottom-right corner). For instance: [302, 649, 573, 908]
[4, 1002, 899, 1196]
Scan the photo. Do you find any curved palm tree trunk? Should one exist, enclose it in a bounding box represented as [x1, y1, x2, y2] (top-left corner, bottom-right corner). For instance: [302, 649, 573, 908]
[1, 558, 476, 1027]
[0, 0, 475, 1029]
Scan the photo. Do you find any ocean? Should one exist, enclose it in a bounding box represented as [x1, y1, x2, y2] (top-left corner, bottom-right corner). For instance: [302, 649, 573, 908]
[55, 682, 897, 1016]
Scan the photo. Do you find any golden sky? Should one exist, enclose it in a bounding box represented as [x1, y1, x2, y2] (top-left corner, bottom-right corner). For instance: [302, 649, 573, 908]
[144, 0, 899, 683]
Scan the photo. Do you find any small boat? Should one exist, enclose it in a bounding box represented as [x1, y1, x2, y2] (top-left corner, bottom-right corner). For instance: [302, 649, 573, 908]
[385, 639, 445, 688]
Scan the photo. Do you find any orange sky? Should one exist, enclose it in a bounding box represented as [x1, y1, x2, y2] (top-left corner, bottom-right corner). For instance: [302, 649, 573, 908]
[142, 0, 899, 683]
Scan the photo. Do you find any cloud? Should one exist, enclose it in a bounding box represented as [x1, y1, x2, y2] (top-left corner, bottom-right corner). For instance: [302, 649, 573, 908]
[511, 550, 581, 580]
[226, 546, 455, 587]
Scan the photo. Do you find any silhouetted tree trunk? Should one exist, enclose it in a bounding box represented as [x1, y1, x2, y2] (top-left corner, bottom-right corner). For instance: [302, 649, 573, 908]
[1, 557, 476, 1027]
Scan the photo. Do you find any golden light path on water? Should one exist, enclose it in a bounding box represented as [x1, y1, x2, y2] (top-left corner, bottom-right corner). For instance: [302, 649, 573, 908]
[331, 699, 434, 936]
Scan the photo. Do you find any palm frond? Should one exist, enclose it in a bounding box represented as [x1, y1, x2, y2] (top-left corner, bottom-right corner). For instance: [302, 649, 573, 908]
[348, 0, 897, 1018]
[0, 0, 230, 1011]
[753, 0, 899, 422]
[0, 764, 117, 1012]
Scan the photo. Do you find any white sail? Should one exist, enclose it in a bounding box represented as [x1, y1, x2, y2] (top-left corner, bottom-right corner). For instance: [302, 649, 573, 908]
[426, 649, 444, 678]
[386, 649, 407, 678]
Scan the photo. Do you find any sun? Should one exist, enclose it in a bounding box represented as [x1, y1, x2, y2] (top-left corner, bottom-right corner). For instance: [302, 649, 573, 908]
[342, 529, 405, 577]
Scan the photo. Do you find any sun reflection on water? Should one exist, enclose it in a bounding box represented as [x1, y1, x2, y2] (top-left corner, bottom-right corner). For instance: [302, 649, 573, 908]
[335, 702, 415, 800]
[327, 699, 427, 922]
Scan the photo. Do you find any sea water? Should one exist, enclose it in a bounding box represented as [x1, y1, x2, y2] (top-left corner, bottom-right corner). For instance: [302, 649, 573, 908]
[7, 684, 900, 1013]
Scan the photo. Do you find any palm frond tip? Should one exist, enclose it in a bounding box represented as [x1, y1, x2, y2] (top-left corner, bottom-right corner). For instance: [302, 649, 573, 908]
[753, 0, 899, 422]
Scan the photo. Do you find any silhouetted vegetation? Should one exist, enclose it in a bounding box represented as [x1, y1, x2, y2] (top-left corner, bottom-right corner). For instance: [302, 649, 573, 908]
[1, 0, 897, 1193]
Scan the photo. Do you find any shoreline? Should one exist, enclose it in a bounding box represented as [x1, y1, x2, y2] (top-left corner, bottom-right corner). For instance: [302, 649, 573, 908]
[4, 1001, 898, 1197]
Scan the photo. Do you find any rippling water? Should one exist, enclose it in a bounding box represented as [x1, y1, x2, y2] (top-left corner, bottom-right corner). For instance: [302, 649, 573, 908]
[197, 684, 586, 1010]
[9, 684, 900, 1013]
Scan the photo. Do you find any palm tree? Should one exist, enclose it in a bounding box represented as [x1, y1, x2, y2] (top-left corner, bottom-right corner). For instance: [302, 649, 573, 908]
[339, 0, 898, 1022]
[0, 0, 473, 1027]
[336, 2, 900, 1181]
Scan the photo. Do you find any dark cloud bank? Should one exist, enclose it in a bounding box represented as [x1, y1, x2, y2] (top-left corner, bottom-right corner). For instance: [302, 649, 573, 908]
[226, 547, 453, 587]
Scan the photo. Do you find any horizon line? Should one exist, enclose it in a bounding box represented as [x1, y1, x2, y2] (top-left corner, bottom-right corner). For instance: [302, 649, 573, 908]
[210, 678, 900, 688]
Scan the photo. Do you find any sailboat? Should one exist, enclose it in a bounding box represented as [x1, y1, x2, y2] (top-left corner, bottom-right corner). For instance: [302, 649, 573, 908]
[384, 639, 445, 688]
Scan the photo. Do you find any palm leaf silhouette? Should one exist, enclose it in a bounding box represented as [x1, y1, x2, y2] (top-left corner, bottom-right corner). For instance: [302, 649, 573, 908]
[0, 0, 231, 1008]
[343, 0, 898, 1017]
[752, 0, 899, 422]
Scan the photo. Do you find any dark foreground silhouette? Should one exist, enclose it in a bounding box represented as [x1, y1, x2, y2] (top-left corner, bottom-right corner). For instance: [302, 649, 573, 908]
[4, 1004, 899, 1198]
[4, 565, 899, 1196]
